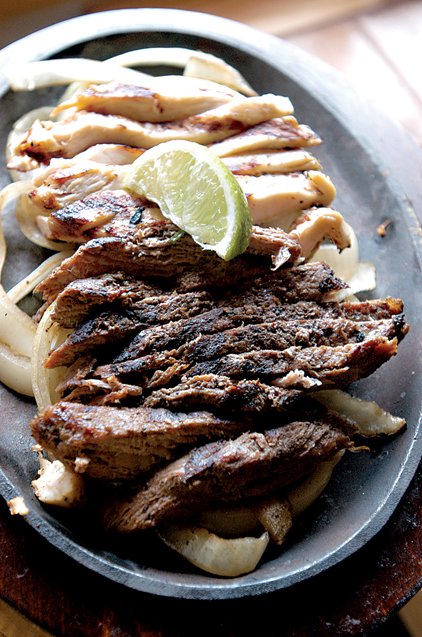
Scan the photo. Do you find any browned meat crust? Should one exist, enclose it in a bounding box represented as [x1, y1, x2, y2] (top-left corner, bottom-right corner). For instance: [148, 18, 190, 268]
[102, 419, 352, 532]
[142, 375, 305, 414]
[114, 298, 406, 364]
[139, 337, 398, 411]
[31, 402, 250, 480]
[92, 317, 402, 384]
[46, 290, 213, 368]
[46, 262, 348, 368]
[35, 219, 302, 305]
[46, 189, 154, 241]
[51, 273, 164, 328]
[51, 260, 347, 329]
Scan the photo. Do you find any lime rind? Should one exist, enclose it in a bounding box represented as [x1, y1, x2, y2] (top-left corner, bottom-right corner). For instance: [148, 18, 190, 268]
[124, 140, 252, 261]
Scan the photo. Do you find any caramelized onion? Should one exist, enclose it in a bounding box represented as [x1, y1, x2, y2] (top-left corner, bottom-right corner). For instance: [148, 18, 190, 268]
[159, 525, 269, 577]
[314, 389, 406, 437]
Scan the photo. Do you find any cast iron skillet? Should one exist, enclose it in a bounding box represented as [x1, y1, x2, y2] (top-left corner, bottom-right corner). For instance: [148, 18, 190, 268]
[0, 9, 421, 600]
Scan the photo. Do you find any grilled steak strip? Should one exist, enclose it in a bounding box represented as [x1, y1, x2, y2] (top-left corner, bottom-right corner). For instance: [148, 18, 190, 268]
[183, 337, 398, 386]
[102, 420, 351, 531]
[51, 273, 165, 328]
[31, 402, 250, 480]
[141, 337, 398, 395]
[57, 376, 144, 406]
[93, 318, 403, 383]
[56, 309, 407, 405]
[225, 262, 347, 304]
[46, 263, 348, 368]
[141, 334, 397, 411]
[115, 298, 406, 363]
[143, 374, 319, 413]
[51, 260, 346, 329]
[58, 373, 304, 412]
[45, 291, 213, 368]
[35, 221, 301, 305]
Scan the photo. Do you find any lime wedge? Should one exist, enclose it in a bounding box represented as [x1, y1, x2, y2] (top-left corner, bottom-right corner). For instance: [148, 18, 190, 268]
[124, 140, 252, 260]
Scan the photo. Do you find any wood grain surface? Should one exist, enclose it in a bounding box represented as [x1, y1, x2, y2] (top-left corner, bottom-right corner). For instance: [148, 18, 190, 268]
[0, 466, 419, 636]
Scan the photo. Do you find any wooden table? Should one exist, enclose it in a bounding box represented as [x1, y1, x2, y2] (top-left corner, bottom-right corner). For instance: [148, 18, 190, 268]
[0, 468, 420, 636]
[0, 1, 421, 635]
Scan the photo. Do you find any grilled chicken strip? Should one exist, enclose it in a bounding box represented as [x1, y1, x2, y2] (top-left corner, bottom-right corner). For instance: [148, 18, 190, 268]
[31, 402, 249, 480]
[30, 161, 130, 212]
[28, 145, 145, 213]
[42, 182, 337, 248]
[210, 117, 321, 157]
[42, 190, 163, 242]
[222, 148, 321, 175]
[31, 162, 330, 231]
[101, 419, 352, 531]
[289, 208, 352, 258]
[51, 77, 243, 122]
[237, 171, 336, 227]
[10, 94, 293, 168]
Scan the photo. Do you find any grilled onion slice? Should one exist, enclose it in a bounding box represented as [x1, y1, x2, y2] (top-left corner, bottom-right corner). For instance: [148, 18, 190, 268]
[314, 389, 406, 437]
[159, 525, 269, 577]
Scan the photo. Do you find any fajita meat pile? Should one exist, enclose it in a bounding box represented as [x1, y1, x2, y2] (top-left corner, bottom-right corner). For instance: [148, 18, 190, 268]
[30, 207, 408, 534]
[1, 52, 410, 575]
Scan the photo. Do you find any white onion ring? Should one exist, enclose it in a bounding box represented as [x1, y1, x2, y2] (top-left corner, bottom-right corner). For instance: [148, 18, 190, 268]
[159, 525, 269, 577]
[32, 302, 70, 411]
[107, 47, 256, 96]
[7, 250, 73, 304]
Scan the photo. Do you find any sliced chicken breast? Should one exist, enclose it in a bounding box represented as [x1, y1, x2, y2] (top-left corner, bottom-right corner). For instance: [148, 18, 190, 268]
[9, 94, 293, 169]
[52, 76, 244, 122]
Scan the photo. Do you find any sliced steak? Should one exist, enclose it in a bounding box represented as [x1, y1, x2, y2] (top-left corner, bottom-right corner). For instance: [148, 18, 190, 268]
[51, 273, 165, 328]
[183, 337, 398, 386]
[35, 220, 301, 305]
[141, 332, 397, 412]
[143, 375, 306, 414]
[102, 419, 351, 531]
[31, 402, 249, 480]
[45, 290, 213, 368]
[51, 260, 347, 329]
[94, 317, 403, 384]
[115, 298, 406, 363]
[57, 376, 144, 406]
[46, 263, 349, 368]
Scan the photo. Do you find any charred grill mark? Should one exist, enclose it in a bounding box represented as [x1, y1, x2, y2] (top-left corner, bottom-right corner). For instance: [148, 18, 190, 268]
[129, 207, 145, 225]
